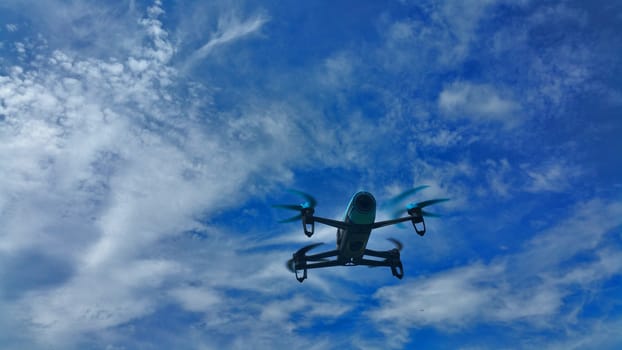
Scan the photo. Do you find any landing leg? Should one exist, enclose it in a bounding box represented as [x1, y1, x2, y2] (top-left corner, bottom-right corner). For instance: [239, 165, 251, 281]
[295, 267, 307, 282]
[390, 259, 404, 279]
[290, 249, 340, 282]
[362, 248, 404, 279]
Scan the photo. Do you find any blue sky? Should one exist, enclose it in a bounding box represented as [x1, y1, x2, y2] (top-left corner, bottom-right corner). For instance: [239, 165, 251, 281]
[0, 0, 621, 349]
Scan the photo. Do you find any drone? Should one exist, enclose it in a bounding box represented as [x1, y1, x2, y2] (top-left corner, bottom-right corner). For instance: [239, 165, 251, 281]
[273, 186, 448, 282]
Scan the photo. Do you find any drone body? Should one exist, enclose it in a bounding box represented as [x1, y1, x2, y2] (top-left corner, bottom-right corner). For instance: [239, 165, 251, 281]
[274, 188, 448, 282]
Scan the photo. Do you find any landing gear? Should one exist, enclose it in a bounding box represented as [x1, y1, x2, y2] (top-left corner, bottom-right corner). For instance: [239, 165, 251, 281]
[408, 207, 426, 236]
[287, 244, 341, 283]
[287, 245, 406, 282]
[295, 265, 308, 282]
[389, 250, 404, 279]
[302, 208, 315, 237]
[360, 248, 404, 280]
[291, 250, 310, 282]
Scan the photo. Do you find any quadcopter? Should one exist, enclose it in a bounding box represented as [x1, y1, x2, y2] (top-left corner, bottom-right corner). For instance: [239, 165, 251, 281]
[274, 186, 448, 282]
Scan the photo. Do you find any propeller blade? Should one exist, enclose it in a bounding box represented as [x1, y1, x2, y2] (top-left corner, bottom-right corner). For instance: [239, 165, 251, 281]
[369, 239, 404, 268]
[421, 210, 441, 218]
[391, 198, 449, 227]
[407, 198, 450, 209]
[273, 190, 318, 222]
[297, 242, 324, 255]
[286, 259, 295, 272]
[307, 257, 330, 262]
[287, 242, 325, 272]
[287, 189, 317, 208]
[272, 204, 303, 211]
[286, 254, 328, 272]
[385, 185, 429, 207]
[391, 208, 406, 220]
[387, 238, 403, 251]
[278, 214, 302, 223]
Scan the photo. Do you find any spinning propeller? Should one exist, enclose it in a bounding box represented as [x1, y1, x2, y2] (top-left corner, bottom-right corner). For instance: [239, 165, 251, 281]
[368, 238, 403, 268]
[272, 190, 318, 223]
[388, 186, 450, 219]
[405, 198, 450, 217]
[387, 237, 403, 251]
[286, 242, 325, 272]
[384, 185, 430, 207]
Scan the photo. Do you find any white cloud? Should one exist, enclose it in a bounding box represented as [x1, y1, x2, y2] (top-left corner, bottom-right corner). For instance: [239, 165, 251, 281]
[543, 316, 622, 350]
[183, 12, 269, 70]
[418, 128, 465, 148]
[436, 0, 497, 63]
[439, 81, 520, 128]
[0, 2, 380, 348]
[371, 263, 497, 327]
[484, 158, 512, 197]
[368, 199, 622, 347]
[528, 3, 588, 28]
[407, 158, 473, 210]
[321, 52, 356, 88]
[169, 286, 222, 312]
[24, 260, 182, 341]
[488, 2, 605, 120]
[378, 0, 497, 70]
[259, 295, 351, 327]
[15, 42, 26, 55]
[522, 160, 583, 193]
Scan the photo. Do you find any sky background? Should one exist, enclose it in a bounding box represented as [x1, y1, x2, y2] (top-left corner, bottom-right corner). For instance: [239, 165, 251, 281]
[1, 0, 621, 349]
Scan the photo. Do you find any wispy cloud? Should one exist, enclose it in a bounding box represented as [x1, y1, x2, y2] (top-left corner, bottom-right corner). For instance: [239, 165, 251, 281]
[183, 12, 269, 70]
[438, 81, 521, 128]
[483, 158, 513, 198]
[522, 160, 583, 193]
[5, 24, 18, 32]
[379, 0, 497, 69]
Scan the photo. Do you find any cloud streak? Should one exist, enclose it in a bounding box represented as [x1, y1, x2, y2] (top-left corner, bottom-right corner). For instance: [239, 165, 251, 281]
[438, 81, 520, 128]
[183, 12, 269, 71]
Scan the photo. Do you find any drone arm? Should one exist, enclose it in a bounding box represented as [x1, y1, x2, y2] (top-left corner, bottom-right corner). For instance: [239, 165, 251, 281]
[311, 216, 350, 230]
[360, 249, 404, 279]
[299, 259, 342, 270]
[293, 258, 342, 282]
[364, 248, 397, 258]
[371, 216, 414, 229]
[291, 249, 340, 282]
[357, 258, 394, 267]
[305, 249, 339, 261]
